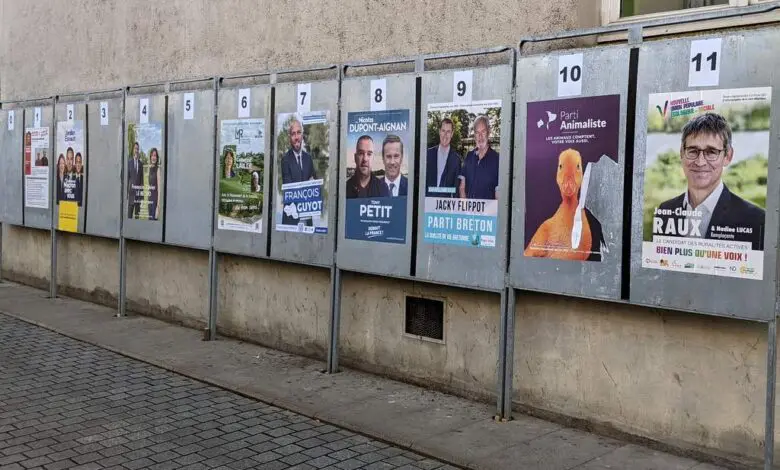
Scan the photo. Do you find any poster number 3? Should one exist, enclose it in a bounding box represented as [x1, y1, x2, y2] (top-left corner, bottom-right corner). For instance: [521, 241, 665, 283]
[100, 102, 108, 126]
[370, 79, 386, 111]
[689, 38, 721, 87]
[558, 53, 583, 97]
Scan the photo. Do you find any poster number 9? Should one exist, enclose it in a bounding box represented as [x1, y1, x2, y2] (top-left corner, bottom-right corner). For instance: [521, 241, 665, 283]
[238, 88, 250, 118]
[370, 79, 387, 111]
[297, 83, 311, 114]
[453, 70, 472, 104]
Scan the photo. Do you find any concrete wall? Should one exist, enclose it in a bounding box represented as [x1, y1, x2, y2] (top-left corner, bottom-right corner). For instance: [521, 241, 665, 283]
[514, 292, 771, 460]
[2, 0, 775, 465]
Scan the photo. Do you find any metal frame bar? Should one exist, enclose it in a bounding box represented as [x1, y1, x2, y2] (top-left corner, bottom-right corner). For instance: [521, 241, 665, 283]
[207, 77, 219, 341]
[765, 315, 777, 470]
[327, 65, 344, 374]
[48, 97, 57, 299]
[118, 88, 128, 318]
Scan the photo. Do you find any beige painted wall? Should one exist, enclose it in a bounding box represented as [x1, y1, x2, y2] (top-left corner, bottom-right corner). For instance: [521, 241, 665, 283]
[56, 232, 119, 307]
[217, 255, 330, 359]
[0, 0, 600, 100]
[514, 292, 772, 460]
[1, 225, 50, 289]
[339, 273, 501, 402]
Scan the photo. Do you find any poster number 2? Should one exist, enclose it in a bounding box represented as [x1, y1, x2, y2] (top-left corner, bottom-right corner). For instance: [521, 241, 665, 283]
[558, 53, 583, 97]
[370, 79, 386, 111]
[139, 98, 149, 124]
[689, 38, 721, 87]
[238, 88, 250, 118]
[67, 104, 74, 121]
[297, 83, 311, 114]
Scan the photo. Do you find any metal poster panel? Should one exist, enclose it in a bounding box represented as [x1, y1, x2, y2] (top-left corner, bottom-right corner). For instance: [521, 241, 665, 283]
[86, 97, 122, 238]
[23, 105, 53, 230]
[338, 74, 416, 277]
[213, 85, 271, 259]
[123, 94, 165, 243]
[0, 109, 23, 225]
[270, 80, 338, 267]
[510, 46, 629, 300]
[416, 65, 512, 290]
[54, 102, 86, 233]
[630, 28, 779, 320]
[166, 90, 214, 250]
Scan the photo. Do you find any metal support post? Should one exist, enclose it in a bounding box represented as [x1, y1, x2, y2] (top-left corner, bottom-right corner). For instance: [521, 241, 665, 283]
[327, 265, 342, 374]
[765, 315, 777, 470]
[206, 77, 220, 341]
[497, 286, 516, 420]
[0, 223, 4, 283]
[497, 286, 508, 419]
[49, 98, 58, 299]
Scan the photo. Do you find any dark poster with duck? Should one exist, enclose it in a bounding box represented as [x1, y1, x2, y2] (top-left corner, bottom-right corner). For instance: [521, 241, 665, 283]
[524, 95, 620, 262]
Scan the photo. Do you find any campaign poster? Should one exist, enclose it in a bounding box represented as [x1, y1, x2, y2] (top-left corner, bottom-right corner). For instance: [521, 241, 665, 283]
[642, 87, 771, 280]
[55, 120, 86, 232]
[218, 119, 265, 233]
[423, 100, 502, 248]
[524, 95, 621, 262]
[126, 122, 164, 221]
[24, 127, 50, 209]
[274, 111, 330, 234]
[344, 109, 411, 243]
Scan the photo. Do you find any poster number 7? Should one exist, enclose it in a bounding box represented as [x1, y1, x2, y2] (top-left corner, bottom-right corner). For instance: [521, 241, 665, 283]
[297, 83, 311, 114]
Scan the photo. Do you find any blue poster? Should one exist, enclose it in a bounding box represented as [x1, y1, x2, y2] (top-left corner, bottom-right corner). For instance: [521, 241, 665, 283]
[345, 109, 411, 244]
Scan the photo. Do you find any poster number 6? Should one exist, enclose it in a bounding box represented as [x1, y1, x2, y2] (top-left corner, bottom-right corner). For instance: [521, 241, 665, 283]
[238, 88, 250, 118]
[558, 53, 583, 97]
[297, 83, 311, 114]
[370, 79, 386, 111]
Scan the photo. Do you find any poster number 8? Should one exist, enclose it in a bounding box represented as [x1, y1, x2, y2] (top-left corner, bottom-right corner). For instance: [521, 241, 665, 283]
[370, 79, 387, 111]
[238, 88, 250, 118]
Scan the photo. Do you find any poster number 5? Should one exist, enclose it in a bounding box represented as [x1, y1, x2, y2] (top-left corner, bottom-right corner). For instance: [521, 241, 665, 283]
[139, 98, 149, 124]
[238, 88, 250, 118]
[370, 79, 387, 111]
[453, 70, 472, 104]
[297, 83, 311, 114]
[558, 53, 583, 97]
[689, 38, 721, 87]
[183, 92, 194, 120]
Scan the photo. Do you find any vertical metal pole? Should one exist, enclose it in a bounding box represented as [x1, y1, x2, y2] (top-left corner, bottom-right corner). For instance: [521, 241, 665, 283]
[0, 222, 4, 283]
[496, 286, 508, 419]
[327, 265, 342, 374]
[49, 99, 58, 299]
[118, 89, 128, 317]
[503, 287, 516, 420]
[765, 316, 777, 470]
[206, 77, 219, 341]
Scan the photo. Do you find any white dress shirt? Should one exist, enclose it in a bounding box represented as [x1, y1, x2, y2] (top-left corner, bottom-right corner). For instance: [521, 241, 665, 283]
[436, 145, 450, 186]
[683, 181, 724, 237]
[384, 174, 401, 197]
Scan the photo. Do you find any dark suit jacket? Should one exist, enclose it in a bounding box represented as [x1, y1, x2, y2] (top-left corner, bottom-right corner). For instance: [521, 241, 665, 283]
[127, 158, 144, 192]
[385, 175, 408, 197]
[656, 184, 765, 250]
[425, 146, 460, 197]
[281, 149, 316, 184]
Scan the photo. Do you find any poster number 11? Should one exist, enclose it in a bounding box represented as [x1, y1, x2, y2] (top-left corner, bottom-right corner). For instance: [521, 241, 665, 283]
[689, 38, 721, 87]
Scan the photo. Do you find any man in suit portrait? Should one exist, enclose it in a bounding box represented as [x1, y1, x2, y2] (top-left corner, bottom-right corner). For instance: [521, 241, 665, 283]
[281, 117, 317, 226]
[655, 112, 765, 250]
[426, 118, 461, 197]
[346, 135, 388, 199]
[381, 134, 407, 197]
[127, 141, 144, 218]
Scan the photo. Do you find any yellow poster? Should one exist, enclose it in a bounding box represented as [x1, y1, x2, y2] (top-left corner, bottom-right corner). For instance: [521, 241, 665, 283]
[57, 201, 78, 232]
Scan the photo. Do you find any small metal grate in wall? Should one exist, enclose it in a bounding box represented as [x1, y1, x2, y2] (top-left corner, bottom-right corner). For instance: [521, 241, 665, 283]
[405, 296, 444, 341]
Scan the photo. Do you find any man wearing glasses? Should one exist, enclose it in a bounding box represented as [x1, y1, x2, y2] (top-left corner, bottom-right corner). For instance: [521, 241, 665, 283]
[656, 112, 764, 250]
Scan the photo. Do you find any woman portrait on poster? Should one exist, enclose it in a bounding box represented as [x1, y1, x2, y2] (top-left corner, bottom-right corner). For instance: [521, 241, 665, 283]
[148, 147, 161, 220]
[251, 171, 260, 192]
[56, 154, 66, 203]
[224, 149, 236, 178]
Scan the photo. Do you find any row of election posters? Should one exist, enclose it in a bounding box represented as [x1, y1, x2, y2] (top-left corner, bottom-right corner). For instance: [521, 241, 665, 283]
[23, 116, 87, 232]
[212, 84, 772, 283]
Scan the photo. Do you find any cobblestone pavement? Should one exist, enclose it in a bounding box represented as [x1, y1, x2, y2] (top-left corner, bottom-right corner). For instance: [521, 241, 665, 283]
[0, 314, 456, 470]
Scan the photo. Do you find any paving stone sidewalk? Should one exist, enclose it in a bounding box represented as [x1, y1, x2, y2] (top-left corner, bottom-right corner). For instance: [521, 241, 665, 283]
[0, 282, 736, 469]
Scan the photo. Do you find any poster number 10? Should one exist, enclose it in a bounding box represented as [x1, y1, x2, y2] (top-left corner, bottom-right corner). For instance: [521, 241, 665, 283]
[297, 83, 311, 114]
[370, 79, 386, 111]
[557, 53, 583, 97]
